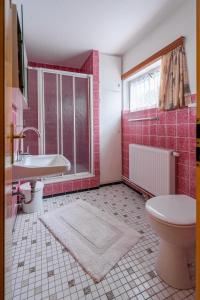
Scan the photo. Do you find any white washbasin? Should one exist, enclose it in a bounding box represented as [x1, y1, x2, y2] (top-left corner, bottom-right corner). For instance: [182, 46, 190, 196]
[13, 154, 71, 180]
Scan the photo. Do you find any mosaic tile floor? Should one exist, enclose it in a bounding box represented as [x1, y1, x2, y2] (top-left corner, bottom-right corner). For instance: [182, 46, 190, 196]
[12, 183, 195, 300]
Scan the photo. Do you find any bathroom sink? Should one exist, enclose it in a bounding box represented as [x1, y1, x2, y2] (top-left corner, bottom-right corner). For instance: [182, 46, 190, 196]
[13, 154, 71, 180]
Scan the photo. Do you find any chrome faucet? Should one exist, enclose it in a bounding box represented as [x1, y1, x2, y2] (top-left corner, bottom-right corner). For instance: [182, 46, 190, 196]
[17, 127, 41, 160]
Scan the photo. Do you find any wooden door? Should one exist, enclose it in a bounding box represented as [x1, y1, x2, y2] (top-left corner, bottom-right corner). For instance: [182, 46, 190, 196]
[0, 0, 13, 299]
[197, 0, 200, 298]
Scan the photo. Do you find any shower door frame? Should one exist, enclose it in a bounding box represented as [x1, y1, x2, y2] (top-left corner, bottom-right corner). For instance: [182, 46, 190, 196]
[28, 66, 94, 182]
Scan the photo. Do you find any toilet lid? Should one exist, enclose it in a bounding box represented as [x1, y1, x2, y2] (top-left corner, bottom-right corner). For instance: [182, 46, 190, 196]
[145, 195, 196, 225]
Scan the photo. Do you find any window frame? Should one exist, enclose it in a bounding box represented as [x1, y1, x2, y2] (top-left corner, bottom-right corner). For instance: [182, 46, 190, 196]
[125, 59, 161, 112]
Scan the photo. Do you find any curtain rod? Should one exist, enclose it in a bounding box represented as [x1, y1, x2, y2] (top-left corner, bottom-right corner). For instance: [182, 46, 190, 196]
[121, 36, 185, 80]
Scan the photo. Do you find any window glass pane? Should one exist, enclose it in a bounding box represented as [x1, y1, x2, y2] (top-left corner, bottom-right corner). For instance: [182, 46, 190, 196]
[129, 61, 161, 111]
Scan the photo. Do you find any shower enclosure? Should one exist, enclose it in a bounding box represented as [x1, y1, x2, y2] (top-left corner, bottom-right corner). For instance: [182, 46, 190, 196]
[28, 67, 93, 181]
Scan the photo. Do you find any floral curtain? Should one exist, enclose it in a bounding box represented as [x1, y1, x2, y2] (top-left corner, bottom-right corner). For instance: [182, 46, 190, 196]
[159, 45, 191, 110]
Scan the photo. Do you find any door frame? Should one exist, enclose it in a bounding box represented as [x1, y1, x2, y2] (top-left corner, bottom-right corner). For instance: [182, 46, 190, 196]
[196, 0, 200, 298]
[0, 1, 5, 296]
[1, 1, 13, 298]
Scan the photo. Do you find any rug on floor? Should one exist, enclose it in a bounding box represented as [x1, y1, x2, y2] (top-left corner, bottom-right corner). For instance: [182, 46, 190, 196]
[40, 199, 141, 282]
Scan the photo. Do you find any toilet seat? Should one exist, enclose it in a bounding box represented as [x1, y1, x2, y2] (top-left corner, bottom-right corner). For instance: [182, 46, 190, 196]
[146, 195, 196, 226]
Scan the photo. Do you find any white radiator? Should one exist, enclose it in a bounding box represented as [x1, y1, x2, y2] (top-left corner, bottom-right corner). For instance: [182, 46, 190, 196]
[129, 144, 176, 196]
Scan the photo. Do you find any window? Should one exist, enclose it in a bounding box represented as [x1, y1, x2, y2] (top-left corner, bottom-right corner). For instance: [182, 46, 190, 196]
[127, 60, 161, 111]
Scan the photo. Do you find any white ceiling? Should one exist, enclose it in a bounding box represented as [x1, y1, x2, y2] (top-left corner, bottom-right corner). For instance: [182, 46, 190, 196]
[13, 0, 184, 68]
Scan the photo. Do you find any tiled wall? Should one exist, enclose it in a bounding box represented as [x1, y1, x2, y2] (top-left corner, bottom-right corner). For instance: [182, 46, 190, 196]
[29, 61, 82, 73]
[23, 69, 39, 154]
[12, 88, 26, 151]
[122, 95, 196, 198]
[25, 51, 100, 196]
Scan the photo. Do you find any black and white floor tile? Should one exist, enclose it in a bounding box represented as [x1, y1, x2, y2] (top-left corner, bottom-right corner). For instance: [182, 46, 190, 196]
[12, 184, 195, 300]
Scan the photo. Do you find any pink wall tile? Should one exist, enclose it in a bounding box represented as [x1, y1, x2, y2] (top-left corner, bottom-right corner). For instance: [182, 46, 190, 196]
[72, 180, 82, 191]
[178, 151, 190, 165]
[177, 124, 189, 137]
[166, 137, 176, 149]
[189, 123, 196, 138]
[157, 124, 166, 136]
[177, 108, 189, 123]
[177, 176, 189, 195]
[190, 166, 196, 183]
[189, 152, 196, 167]
[52, 183, 63, 194]
[122, 95, 196, 198]
[150, 135, 157, 146]
[142, 125, 150, 135]
[165, 110, 176, 124]
[29, 61, 81, 73]
[177, 163, 189, 179]
[189, 107, 196, 123]
[62, 181, 73, 193]
[177, 138, 189, 152]
[150, 125, 157, 135]
[157, 136, 166, 148]
[158, 111, 166, 124]
[142, 135, 150, 145]
[190, 180, 196, 198]
[43, 184, 53, 196]
[189, 138, 196, 152]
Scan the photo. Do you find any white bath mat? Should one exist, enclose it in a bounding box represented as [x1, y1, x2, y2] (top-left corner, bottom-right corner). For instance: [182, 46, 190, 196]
[40, 200, 140, 282]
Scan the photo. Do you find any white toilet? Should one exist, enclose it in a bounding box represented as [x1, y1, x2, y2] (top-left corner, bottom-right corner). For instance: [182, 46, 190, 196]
[145, 195, 196, 289]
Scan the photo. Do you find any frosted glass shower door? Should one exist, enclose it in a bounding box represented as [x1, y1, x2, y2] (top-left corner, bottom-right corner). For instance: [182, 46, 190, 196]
[41, 70, 92, 178]
[61, 75, 74, 174]
[75, 77, 90, 173]
[61, 76, 90, 174]
[43, 72, 58, 154]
